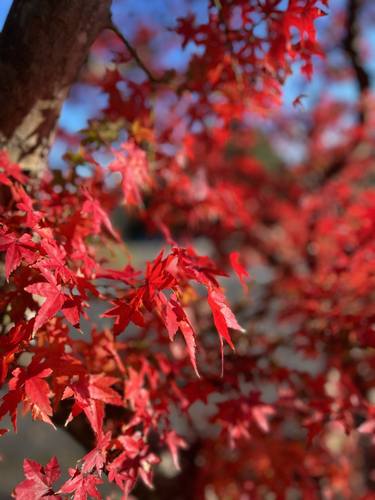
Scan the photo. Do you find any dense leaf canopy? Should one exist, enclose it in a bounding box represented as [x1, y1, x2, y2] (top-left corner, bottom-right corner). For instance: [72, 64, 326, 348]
[0, 0, 374, 498]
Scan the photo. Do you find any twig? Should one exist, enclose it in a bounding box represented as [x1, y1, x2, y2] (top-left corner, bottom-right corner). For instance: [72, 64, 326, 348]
[109, 21, 169, 84]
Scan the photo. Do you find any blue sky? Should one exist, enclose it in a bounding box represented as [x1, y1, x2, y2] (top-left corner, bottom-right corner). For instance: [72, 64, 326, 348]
[0, 0, 11, 26]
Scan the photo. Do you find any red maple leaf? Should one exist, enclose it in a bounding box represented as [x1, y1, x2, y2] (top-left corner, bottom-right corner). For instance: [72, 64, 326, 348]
[108, 140, 152, 207]
[0, 322, 31, 383]
[165, 430, 187, 470]
[13, 456, 61, 500]
[25, 281, 66, 333]
[0, 150, 26, 186]
[63, 374, 122, 436]
[24, 368, 54, 425]
[230, 251, 249, 292]
[59, 469, 102, 500]
[0, 230, 36, 280]
[82, 432, 112, 475]
[81, 188, 119, 240]
[208, 285, 244, 351]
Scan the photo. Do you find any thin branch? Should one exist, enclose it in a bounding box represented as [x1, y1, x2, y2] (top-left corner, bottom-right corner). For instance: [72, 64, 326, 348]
[109, 22, 170, 85]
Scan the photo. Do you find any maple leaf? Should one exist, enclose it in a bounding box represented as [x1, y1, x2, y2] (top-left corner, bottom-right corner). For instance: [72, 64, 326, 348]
[230, 251, 249, 292]
[179, 319, 199, 377]
[82, 432, 112, 475]
[208, 286, 244, 351]
[64, 375, 122, 436]
[36, 238, 73, 283]
[0, 366, 54, 430]
[251, 405, 275, 433]
[108, 140, 152, 207]
[0, 387, 22, 431]
[96, 264, 139, 285]
[283, 1, 325, 45]
[59, 469, 102, 500]
[165, 431, 187, 470]
[89, 374, 123, 405]
[24, 368, 54, 426]
[0, 150, 26, 186]
[103, 291, 145, 335]
[13, 456, 61, 500]
[81, 188, 119, 240]
[0, 230, 36, 280]
[62, 296, 82, 330]
[0, 322, 31, 383]
[155, 291, 200, 375]
[12, 184, 43, 227]
[25, 281, 66, 334]
[63, 390, 104, 438]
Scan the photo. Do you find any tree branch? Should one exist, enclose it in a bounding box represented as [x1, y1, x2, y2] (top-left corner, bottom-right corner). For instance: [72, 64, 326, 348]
[343, 0, 370, 114]
[0, 0, 112, 173]
[109, 21, 174, 85]
[317, 0, 369, 185]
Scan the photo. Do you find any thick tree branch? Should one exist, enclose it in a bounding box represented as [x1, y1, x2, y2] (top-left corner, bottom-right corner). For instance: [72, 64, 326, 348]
[343, 0, 370, 109]
[319, 0, 369, 184]
[0, 0, 112, 173]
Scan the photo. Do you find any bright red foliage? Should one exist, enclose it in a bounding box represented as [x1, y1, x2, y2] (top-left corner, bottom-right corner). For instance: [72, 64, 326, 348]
[1, 0, 375, 498]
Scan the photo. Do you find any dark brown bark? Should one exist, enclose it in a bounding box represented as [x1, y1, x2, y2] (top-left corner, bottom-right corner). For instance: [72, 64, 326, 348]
[0, 0, 112, 173]
[343, 0, 370, 117]
[319, 0, 369, 185]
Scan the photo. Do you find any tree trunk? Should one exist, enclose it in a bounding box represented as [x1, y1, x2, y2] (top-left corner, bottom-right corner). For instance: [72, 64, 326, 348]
[0, 0, 112, 173]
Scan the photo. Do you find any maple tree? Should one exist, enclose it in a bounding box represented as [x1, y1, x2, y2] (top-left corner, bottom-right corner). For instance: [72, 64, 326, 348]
[0, 0, 374, 498]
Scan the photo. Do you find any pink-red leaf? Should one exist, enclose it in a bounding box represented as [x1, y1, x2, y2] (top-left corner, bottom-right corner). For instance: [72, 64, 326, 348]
[14, 457, 61, 500]
[25, 282, 66, 333]
[230, 251, 249, 292]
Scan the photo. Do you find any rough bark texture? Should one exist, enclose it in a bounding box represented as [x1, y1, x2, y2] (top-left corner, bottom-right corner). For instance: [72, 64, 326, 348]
[0, 0, 112, 173]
